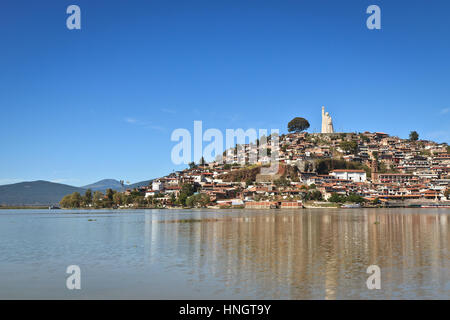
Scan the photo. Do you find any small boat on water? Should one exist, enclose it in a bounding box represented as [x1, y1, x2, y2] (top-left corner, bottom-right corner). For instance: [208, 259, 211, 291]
[48, 205, 60, 210]
[341, 203, 361, 208]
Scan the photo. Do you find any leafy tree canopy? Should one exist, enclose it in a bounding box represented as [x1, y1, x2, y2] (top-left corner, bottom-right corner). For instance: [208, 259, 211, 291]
[409, 131, 419, 141]
[288, 117, 310, 133]
[339, 141, 358, 154]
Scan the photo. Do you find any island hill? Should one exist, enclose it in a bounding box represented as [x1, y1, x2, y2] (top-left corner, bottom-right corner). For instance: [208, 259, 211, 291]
[59, 115, 450, 209]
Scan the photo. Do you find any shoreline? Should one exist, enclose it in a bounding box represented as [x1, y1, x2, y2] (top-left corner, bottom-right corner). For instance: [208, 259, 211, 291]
[1, 204, 449, 210]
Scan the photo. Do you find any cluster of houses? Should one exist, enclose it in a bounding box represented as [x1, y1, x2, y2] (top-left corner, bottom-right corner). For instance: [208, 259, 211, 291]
[125, 131, 450, 208]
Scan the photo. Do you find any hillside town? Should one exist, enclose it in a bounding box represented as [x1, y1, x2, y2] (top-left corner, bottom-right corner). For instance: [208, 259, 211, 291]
[129, 130, 450, 208]
[60, 108, 450, 209]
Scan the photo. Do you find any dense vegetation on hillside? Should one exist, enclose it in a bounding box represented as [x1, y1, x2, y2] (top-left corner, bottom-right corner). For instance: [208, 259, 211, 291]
[219, 165, 261, 182]
[315, 159, 371, 177]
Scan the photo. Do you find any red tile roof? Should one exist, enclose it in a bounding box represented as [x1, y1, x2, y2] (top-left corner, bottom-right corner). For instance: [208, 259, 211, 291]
[331, 169, 365, 173]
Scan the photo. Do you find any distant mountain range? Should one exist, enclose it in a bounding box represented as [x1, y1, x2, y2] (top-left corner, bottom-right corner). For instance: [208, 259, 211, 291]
[82, 179, 152, 192]
[0, 180, 86, 206]
[82, 179, 127, 192]
[0, 179, 152, 206]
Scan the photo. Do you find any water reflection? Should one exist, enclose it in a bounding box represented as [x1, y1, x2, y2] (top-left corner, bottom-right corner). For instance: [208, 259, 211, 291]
[0, 209, 447, 299]
[143, 209, 449, 299]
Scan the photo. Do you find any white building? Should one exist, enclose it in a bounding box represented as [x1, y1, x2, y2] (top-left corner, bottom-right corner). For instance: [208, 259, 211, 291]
[192, 174, 206, 183]
[330, 169, 367, 182]
[145, 190, 160, 198]
[152, 180, 164, 191]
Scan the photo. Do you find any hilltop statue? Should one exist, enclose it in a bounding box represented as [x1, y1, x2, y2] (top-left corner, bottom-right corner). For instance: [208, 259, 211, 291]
[321, 106, 334, 134]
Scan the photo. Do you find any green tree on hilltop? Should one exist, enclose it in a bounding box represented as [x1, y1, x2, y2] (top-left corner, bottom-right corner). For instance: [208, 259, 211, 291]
[288, 117, 310, 133]
[409, 131, 419, 141]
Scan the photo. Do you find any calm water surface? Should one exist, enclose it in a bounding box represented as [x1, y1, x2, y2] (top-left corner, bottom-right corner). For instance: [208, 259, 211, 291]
[0, 208, 448, 299]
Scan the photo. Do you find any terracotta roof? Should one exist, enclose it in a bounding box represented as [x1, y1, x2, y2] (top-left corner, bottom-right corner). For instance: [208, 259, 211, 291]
[378, 173, 413, 176]
[331, 169, 365, 173]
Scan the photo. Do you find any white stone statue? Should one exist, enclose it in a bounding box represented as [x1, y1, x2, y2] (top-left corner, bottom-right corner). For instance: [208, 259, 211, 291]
[321, 106, 334, 134]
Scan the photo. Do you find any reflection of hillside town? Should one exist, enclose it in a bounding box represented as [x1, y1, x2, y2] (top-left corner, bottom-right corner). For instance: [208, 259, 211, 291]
[144, 209, 449, 299]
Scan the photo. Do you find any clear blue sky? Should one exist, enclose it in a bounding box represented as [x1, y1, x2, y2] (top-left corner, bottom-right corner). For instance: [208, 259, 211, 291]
[1, 0, 449, 186]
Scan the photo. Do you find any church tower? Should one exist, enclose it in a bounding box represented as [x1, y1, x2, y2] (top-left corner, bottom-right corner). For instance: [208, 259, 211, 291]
[371, 159, 379, 183]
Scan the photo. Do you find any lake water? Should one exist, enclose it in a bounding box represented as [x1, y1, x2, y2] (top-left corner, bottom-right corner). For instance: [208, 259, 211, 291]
[0, 208, 448, 299]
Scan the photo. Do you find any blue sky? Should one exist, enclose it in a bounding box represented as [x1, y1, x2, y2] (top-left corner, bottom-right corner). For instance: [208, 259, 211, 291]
[0, 0, 449, 186]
